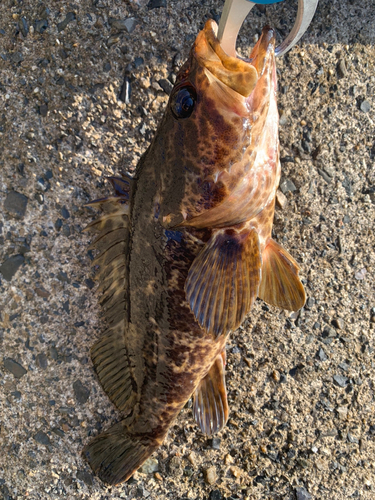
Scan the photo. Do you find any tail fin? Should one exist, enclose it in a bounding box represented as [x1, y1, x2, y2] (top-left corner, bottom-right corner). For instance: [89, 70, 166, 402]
[83, 421, 158, 485]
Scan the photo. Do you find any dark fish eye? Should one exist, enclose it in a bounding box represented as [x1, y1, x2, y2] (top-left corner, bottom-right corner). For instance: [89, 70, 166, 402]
[170, 86, 197, 119]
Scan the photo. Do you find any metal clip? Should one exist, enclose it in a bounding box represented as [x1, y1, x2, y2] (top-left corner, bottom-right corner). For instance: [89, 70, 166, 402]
[217, 0, 319, 57]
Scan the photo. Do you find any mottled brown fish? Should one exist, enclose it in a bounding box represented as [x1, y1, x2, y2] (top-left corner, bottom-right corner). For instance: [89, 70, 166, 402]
[83, 19, 305, 485]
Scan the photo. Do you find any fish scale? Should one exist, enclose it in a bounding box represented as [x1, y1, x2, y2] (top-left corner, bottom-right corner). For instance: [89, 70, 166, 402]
[83, 19, 305, 485]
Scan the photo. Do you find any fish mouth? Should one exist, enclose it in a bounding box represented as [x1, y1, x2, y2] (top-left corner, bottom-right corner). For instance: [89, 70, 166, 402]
[193, 20, 275, 98]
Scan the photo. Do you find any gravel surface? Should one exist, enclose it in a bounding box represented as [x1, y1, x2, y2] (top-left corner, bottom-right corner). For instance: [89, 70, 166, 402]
[0, 0, 374, 499]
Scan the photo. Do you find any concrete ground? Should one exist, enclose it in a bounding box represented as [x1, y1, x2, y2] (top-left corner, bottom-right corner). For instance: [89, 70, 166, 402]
[0, 0, 374, 499]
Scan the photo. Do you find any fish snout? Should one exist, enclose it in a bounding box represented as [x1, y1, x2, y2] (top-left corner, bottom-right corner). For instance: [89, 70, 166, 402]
[248, 26, 276, 76]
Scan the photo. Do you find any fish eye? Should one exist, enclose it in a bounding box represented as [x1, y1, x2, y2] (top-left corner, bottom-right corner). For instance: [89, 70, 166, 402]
[170, 86, 197, 119]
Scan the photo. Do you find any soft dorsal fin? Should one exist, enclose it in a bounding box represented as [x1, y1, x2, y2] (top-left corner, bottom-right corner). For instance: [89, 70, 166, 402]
[193, 351, 228, 435]
[258, 238, 305, 311]
[185, 228, 261, 337]
[84, 176, 137, 413]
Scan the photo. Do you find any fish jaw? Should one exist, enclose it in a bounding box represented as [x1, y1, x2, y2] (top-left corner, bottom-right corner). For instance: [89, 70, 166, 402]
[192, 19, 258, 98]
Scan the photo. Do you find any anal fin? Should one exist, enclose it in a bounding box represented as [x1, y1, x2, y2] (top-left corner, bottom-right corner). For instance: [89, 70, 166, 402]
[193, 351, 228, 435]
[84, 176, 137, 412]
[185, 228, 261, 337]
[258, 238, 305, 311]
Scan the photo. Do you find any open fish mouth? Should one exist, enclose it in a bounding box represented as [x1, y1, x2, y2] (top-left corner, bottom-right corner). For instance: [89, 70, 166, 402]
[193, 19, 275, 97]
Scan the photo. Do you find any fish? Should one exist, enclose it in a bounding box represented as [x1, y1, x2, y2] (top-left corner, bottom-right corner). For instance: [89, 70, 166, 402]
[83, 19, 305, 485]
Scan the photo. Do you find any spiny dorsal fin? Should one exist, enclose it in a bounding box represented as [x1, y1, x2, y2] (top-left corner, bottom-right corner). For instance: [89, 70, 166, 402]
[258, 238, 305, 311]
[185, 228, 261, 337]
[193, 351, 228, 435]
[85, 176, 137, 412]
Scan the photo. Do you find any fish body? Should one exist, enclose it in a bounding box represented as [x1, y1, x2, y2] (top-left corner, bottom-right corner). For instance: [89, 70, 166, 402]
[83, 20, 305, 485]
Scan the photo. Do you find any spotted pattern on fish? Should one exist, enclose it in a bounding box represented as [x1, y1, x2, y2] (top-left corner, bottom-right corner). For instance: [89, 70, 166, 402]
[83, 20, 305, 486]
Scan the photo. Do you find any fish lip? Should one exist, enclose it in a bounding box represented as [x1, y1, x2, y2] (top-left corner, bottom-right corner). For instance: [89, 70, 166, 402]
[193, 20, 275, 97]
[248, 26, 276, 76]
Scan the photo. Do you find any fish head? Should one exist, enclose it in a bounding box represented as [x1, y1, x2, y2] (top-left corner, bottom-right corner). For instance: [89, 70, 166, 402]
[157, 20, 278, 228]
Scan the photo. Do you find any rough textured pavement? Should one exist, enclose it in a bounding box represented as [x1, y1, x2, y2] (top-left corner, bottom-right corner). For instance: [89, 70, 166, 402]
[0, 0, 374, 499]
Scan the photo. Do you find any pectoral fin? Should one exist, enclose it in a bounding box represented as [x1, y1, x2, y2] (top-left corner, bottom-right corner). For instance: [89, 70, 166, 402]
[193, 351, 228, 435]
[186, 228, 261, 337]
[258, 238, 305, 311]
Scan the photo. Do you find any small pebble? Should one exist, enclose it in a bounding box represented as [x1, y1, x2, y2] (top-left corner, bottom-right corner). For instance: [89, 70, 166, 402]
[279, 178, 296, 194]
[11, 390, 22, 401]
[39, 104, 48, 116]
[322, 326, 336, 338]
[332, 318, 345, 330]
[148, 0, 167, 9]
[210, 491, 223, 500]
[33, 430, 51, 446]
[119, 76, 131, 104]
[0, 255, 25, 281]
[134, 57, 144, 69]
[172, 52, 182, 68]
[158, 78, 173, 95]
[36, 353, 48, 370]
[317, 168, 332, 184]
[110, 17, 138, 33]
[61, 206, 70, 219]
[85, 278, 95, 289]
[276, 189, 287, 209]
[209, 437, 221, 450]
[360, 100, 371, 113]
[4, 191, 28, 218]
[297, 458, 311, 468]
[230, 466, 242, 478]
[73, 380, 90, 404]
[139, 458, 159, 473]
[168, 456, 182, 477]
[305, 297, 315, 309]
[20, 17, 29, 37]
[347, 432, 359, 444]
[355, 268, 367, 280]
[57, 12, 76, 32]
[4, 358, 27, 378]
[57, 270, 69, 282]
[187, 452, 197, 466]
[76, 470, 93, 486]
[333, 375, 348, 388]
[9, 51, 24, 63]
[34, 19, 48, 34]
[317, 347, 328, 361]
[204, 466, 217, 485]
[107, 34, 121, 47]
[137, 487, 150, 498]
[296, 486, 312, 500]
[35, 287, 50, 298]
[279, 112, 289, 126]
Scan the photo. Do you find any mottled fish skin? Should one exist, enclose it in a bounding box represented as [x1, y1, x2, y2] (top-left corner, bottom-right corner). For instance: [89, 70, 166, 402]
[83, 20, 305, 485]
